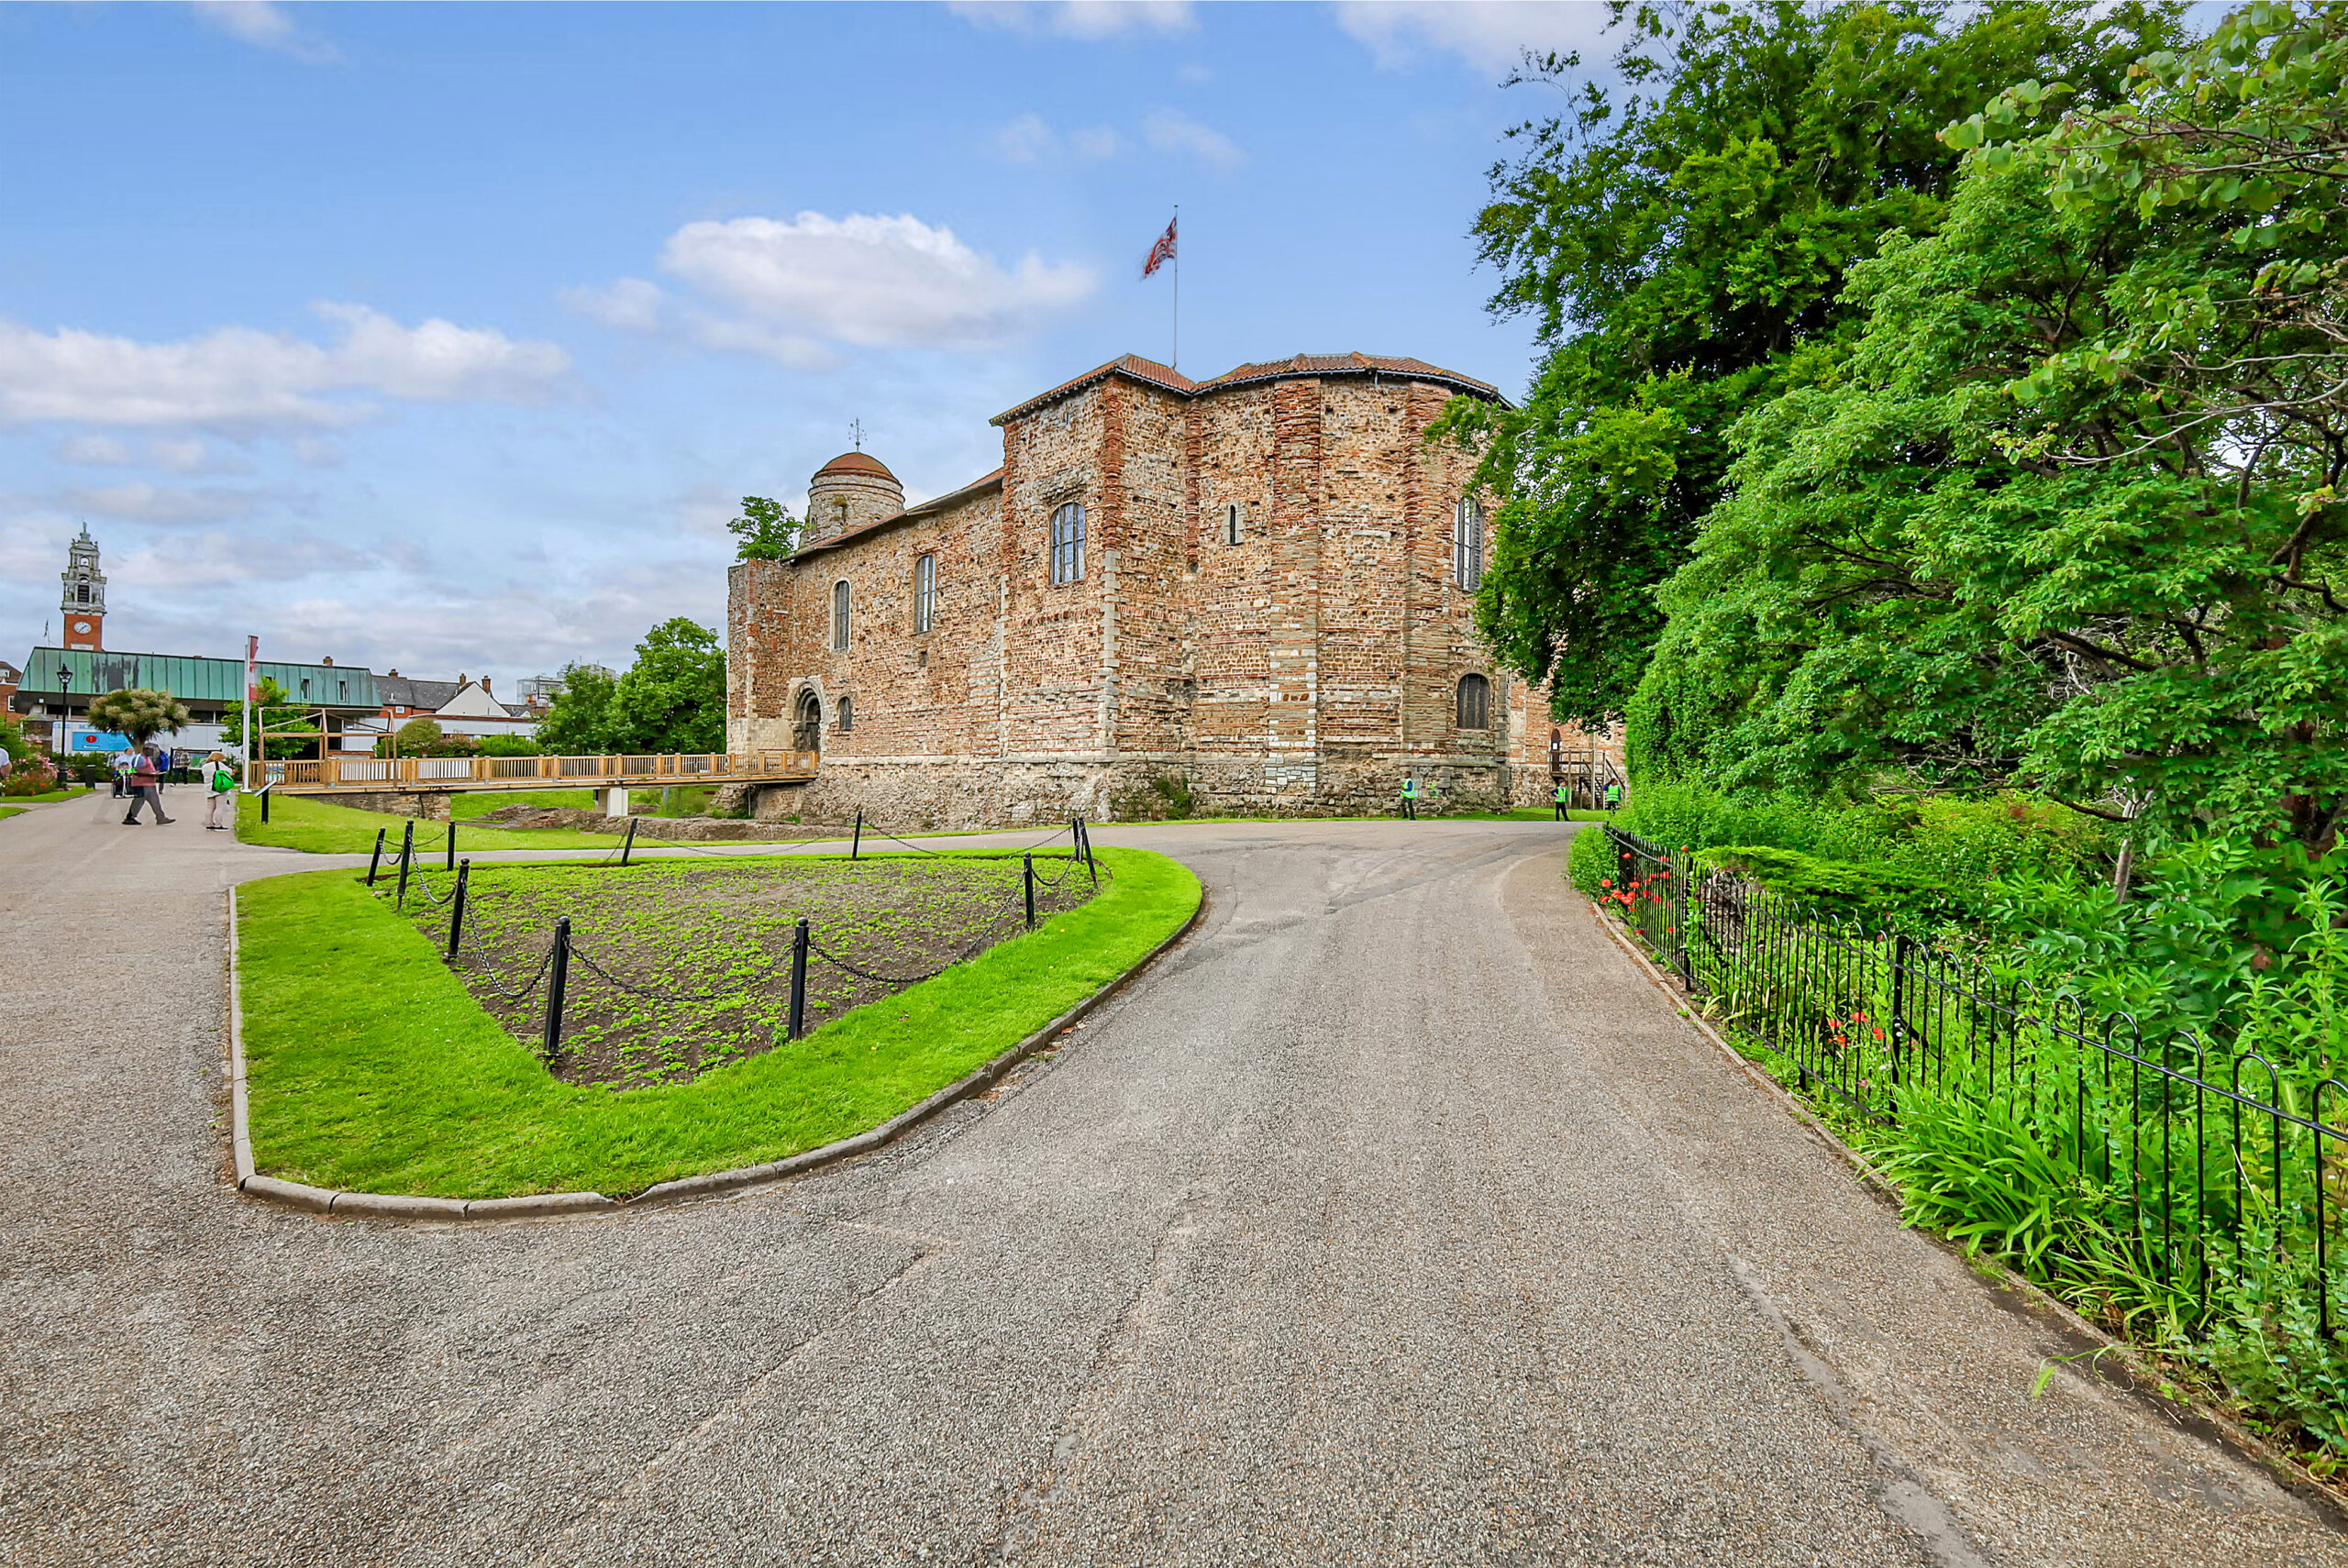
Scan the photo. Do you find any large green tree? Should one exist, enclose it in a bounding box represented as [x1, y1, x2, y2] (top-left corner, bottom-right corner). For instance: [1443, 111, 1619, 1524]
[1443, 0, 2182, 725]
[536, 623, 727, 755]
[606, 618, 728, 754]
[1634, 2, 2348, 851]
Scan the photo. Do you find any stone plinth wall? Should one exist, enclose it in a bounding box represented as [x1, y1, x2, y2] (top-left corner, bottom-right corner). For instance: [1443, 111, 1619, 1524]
[318, 790, 453, 822]
[752, 754, 1514, 832]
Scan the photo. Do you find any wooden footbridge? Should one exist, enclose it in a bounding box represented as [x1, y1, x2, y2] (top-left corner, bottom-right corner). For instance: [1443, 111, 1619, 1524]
[247, 750, 819, 809]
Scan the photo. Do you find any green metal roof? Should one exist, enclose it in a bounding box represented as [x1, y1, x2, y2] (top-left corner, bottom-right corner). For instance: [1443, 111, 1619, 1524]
[14, 646, 379, 709]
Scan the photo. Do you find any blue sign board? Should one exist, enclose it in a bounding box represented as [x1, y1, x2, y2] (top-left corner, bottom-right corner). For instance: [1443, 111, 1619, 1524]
[69, 730, 132, 754]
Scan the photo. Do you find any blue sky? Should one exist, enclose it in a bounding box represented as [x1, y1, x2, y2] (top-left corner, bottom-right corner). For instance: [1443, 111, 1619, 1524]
[1, 1, 1618, 686]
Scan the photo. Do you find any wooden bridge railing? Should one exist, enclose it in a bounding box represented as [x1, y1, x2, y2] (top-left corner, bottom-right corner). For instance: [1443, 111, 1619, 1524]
[248, 750, 819, 794]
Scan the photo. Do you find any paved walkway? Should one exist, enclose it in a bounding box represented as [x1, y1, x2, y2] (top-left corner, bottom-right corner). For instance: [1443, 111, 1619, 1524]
[0, 796, 2338, 1566]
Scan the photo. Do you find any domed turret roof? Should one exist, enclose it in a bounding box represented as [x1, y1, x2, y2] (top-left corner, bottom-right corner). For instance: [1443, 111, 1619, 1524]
[814, 450, 898, 482]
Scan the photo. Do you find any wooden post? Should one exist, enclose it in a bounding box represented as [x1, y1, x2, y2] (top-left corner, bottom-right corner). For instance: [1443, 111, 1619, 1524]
[787, 918, 809, 1040]
[447, 859, 471, 960]
[542, 916, 570, 1061]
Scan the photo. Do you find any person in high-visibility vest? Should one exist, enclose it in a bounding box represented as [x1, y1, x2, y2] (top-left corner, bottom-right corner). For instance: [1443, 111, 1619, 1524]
[1553, 780, 1571, 821]
[1604, 780, 1624, 812]
[1399, 776, 1420, 821]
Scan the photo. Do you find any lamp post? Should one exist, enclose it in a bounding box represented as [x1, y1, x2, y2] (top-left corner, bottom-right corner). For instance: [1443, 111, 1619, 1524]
[56, 666, 71, 760]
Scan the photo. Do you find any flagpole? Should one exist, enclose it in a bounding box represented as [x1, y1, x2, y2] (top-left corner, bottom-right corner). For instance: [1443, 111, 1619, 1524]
[1172, 205, 1180, 370]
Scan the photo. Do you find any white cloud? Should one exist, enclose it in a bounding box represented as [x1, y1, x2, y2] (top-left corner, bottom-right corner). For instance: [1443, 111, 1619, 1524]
[1142, 108, 1243, 166]
[59, 481, 311, 526]
[186, 1, 339, 63]
[996, 111, 1057, 163]
[949, 1, 1193, 39]
[0, 304, 571, 432]
[57, 434, 249, 474]
[559, 277, 667, 334]
[994, 112, 1123, 163]
[574, 212, 1095, 368]
[1332, 1, 1611, 75]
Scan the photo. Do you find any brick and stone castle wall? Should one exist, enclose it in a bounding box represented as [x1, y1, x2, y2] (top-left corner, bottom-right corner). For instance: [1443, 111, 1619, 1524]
[727, 354, 1608, 828]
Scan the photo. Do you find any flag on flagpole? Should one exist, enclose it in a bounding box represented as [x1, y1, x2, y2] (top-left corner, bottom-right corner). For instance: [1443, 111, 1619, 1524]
[1142, 215, 1177, 278]
[245, 635, 260, 705]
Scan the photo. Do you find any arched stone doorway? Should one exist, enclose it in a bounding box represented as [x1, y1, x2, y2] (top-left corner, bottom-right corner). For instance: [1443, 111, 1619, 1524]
[792, 688, 822, 753]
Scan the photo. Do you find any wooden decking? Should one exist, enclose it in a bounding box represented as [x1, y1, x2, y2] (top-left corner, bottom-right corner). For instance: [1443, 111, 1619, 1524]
[248, 750, 819, 795]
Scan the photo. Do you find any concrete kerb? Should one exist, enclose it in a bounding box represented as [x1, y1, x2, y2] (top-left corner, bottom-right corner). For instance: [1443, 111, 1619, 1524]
[223, 879, 1207, 1224]
[1582, 893, 2348, 1524]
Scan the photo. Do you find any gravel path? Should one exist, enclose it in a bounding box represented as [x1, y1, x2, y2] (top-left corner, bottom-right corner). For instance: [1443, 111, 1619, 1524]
[1, 795, 2337, 1565]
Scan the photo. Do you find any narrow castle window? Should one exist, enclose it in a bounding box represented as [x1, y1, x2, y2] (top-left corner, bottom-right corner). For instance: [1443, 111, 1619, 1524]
[1050, 502, 1086, 584]
[1224, 503, 1242, 547]
[836, 695, 854, 732]
[833, 580, 851, 650]
[1453, 498, 1483, 591]
[914, 553, 936, 634]
[1456, 673, 1490, 730]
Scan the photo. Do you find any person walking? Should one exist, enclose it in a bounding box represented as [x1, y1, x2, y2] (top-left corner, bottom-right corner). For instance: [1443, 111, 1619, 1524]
[203, 751, 238, 831]
[1603, 779, 1624, 812]
[1553, 778, 1572, 822]
[122, 744, 173, 825]
[110, 747, 135, 800]
[1399, 775, 1419, 822]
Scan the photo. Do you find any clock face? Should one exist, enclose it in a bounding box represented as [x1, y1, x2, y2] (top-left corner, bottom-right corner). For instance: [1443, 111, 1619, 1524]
[72, 621, 90, 634]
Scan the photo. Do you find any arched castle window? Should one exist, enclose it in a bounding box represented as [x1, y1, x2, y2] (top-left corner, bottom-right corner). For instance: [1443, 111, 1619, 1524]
[1456, 674, 1490, 730]
[1224, 503, 1242, 547]
[793, 688, 822, 751]
[836, 695, 854, 732]
[1050, 502, 1086, 585]
[1453, 498, 1483, 591]
[833, 580, 851, 650]
[914, 554, 936, 634]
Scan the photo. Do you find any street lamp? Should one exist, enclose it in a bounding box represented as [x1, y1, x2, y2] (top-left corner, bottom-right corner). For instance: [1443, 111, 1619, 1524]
[56, 665, 72, 760]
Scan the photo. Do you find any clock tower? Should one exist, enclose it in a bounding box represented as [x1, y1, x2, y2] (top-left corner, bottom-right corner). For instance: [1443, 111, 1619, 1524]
[61, 525, 105, 651]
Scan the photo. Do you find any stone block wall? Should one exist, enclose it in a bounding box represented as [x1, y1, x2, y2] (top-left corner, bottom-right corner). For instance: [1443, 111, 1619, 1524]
[727, 356, 1525, 826]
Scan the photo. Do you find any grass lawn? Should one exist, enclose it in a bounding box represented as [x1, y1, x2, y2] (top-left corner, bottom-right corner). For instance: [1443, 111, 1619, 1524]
[238, 790, 626, 854]
[452, 785, 725, 821]
[433, 854, 1100, 1088]
[237, 845, 1200, 1198]
[0, 806, 21, 822]
[4, 786, 97, 803]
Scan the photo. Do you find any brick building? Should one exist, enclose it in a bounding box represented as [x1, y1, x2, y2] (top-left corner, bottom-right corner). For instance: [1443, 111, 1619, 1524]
[727, 351, 1622, 827]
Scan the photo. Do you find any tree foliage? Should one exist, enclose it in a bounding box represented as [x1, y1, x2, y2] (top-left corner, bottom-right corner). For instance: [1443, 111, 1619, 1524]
[1633, 2, 2348, 853]
[220, 677, 319, 761]
[728, 496, 798, 560]
[532, 621, 726, 755]
[1444, 0, 2183, 725]
[85, 687, 191, 747]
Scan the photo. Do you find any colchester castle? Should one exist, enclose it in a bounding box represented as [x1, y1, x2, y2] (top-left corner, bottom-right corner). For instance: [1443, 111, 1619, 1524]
[726, 351, 1620, 828]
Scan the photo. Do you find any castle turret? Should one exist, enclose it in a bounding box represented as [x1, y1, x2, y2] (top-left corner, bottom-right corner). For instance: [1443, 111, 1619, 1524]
[803, 450, 903, 547]
[60, 525, 105, 651]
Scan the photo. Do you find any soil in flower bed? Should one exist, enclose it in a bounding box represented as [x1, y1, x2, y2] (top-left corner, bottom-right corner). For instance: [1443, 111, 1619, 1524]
[404, 854, 1099, 1088]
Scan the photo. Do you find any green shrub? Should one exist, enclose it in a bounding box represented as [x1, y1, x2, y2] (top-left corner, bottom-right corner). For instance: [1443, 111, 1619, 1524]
[1567, 821, 1614, 896]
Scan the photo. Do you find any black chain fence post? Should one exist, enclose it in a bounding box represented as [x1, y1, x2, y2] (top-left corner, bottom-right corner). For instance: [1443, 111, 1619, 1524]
[366, 826, 386, 886]
[1024, 853, 1036, 929]
[260, 786, 271, 823]
[447, 858, 471, 961]
[852, 808, 863, 860]
[542, 916, 571, 1061]
[621, 814, 637, 867]
[395, 819, 415, 908]
[1081, 816, 1096, 884]
[445, 818, 456, 871]
[787, 917, 810, 1039]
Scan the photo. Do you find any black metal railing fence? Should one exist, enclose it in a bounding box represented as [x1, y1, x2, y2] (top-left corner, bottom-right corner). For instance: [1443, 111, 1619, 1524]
[1601, 824, 2348, 1334]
